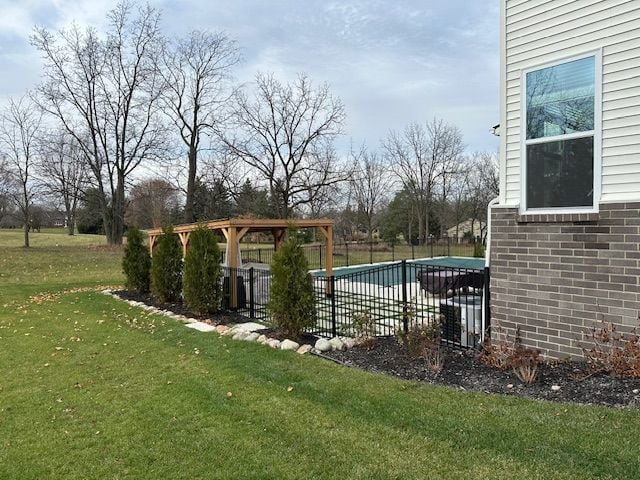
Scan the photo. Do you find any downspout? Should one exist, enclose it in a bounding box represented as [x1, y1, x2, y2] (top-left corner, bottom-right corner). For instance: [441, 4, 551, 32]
[482, 197, 500, 343]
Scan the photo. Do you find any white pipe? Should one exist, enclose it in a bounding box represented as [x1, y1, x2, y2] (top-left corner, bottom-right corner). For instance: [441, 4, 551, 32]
[481, 196, 500, 343]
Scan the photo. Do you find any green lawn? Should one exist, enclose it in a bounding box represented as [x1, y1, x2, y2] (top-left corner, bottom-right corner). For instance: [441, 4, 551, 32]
[1, 229, 639, 479]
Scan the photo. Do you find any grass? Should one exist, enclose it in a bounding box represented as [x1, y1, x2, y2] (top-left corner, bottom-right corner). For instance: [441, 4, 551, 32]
[1, 228, 640, 479]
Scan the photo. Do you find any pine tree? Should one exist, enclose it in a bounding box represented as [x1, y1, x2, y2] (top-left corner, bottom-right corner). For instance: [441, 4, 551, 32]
[122, 227, 151, 293]
[150, 225, 183, 302]
[183, 225, 222, 314]
[268, 230, 317, 337]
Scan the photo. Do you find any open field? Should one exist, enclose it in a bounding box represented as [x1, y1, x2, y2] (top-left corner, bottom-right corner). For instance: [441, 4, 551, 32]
[1, 228, 639, 479]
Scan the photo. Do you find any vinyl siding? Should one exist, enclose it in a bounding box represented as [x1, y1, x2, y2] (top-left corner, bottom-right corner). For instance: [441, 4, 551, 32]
[500, 0, 640, 206]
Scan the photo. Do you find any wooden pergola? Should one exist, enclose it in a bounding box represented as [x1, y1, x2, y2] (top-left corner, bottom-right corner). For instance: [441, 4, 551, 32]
[146, 218, 334, 308]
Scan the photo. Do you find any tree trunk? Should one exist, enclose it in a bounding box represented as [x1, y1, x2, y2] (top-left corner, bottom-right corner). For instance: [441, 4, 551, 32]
[23, 222, 29, 248]
[184, 143, 197, 223]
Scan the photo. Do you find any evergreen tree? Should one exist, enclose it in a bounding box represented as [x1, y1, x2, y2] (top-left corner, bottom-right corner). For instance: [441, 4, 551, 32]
[183, 225, 222, 314]
[150, 225, 183, 303]
[122, 227, 151, 293]
[268, 230, 317, 338]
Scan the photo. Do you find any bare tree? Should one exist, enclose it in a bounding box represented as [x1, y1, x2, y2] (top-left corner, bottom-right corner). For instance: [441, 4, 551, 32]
[350, 146, 392, 242]
[467, 151, 499, 240]
[38, 129, 88, 235]
[0, 156, 14, 225]
[0, 97, 43, 247]
[222, 73, 346, 218]
[160, 30, 240, 223]
[125, 178, 179, 229]
[382, 118, 464, 243]
[32, 1, 166, 245]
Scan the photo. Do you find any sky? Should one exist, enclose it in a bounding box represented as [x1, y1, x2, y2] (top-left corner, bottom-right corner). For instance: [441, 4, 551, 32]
[0, 0, 500, 155]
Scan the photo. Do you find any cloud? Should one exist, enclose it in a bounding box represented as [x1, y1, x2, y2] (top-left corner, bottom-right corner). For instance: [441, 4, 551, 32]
[0, 0, 500, 152]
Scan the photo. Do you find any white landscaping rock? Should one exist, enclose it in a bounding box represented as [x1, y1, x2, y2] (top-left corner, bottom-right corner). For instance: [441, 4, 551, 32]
[185, 322, 216, 333]
[233, 322, 267, 333]
[633, 389, 639, 394]
[280, 339, 300, 351]
[551, 385, 561, 392]
[233, 331, 249, 341]
[257, 334, 268, 344]
[329, 337, 345, 351]
[244, 332, 260, 342]
[297, 344, 312, 355]
[314, 338, 332, 352]
[216, 325, 231, 335]
[267, 339, 281, 349]
[342, 337, 356, 349]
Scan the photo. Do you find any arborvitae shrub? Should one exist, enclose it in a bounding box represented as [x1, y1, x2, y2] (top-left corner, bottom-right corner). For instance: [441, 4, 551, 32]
[122, 227, 151, 293]
[150, 225, 183, 303]
[183, 225, 222, 314]
[268, 231, 317, 338]
[473, 241, 485, 258]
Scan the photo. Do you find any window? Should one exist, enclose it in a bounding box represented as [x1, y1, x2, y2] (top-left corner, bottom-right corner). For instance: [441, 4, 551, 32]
[523, 55, 599, 211]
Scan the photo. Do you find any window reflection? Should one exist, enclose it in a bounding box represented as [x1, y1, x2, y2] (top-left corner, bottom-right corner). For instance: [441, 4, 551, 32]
[526, 57, 595, 140]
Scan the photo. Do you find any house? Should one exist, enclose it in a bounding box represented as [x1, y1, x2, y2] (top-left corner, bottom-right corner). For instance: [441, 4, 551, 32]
[490, 0, 640, 358]
[446, 219, 486, 242]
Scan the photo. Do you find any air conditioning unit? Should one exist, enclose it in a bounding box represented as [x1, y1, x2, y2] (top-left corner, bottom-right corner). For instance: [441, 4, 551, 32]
[439, 295, 482, 348]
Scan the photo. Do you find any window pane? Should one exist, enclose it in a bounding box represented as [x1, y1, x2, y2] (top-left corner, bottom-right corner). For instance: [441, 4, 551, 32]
[526, 57, 595, 140]
[526, 136, 594, 209]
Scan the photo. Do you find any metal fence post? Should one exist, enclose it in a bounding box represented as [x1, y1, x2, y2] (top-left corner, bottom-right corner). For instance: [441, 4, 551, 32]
[392, 243, 395, 261]
[258, 249, 262, 264]
[345, 241, 350, 267]
[249, 267, 255, 318]
[447, 236, 451, 257]
[319, 244, 323, 268]
[483, 266, 491, 340]
[401, 260, 408, 333]
[411, 243, 415, 260]
[330, 275, 337, 337]
[430, 238, 434, 258]
[369, 241, 373, 264]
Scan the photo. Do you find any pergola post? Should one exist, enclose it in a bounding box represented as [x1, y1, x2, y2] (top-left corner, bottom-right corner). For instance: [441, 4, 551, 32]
[148, 234, 157, 256]
[319, 224, 334, 296]
[227, 226, 239, 309]
[178, 232, 190, 258]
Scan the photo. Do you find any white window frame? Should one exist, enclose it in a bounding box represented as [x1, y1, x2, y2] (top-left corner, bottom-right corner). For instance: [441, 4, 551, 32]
[520, 50, 602, 215]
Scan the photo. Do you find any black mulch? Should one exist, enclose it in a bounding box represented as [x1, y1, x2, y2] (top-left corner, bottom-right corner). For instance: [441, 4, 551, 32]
[321, 337, 640, 408]
[254, 327, 319, 345]
[112, 290, 247, 325]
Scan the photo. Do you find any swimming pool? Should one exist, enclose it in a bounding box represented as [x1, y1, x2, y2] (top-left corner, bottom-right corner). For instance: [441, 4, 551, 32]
[312, 257, 486, 287]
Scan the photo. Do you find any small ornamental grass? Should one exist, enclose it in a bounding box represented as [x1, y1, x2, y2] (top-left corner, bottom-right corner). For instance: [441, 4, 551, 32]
[150, 225, 183, 303]
[267, 231, 317, 338]
[183, 225, 222, 314]
[122, 227, 151, 293]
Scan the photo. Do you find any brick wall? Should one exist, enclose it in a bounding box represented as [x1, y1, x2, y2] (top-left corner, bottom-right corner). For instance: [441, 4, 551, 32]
[489, 202, 640, 359]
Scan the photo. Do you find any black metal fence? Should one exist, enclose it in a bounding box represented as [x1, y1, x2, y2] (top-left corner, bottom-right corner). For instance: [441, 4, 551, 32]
[222, 260, 490, 349]
[239, 237, 482, 269]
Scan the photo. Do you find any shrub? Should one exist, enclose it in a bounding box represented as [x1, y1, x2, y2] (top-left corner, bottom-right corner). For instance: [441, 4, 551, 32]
[581, 321, 640, 378]
[183, 226, 222, 314]
[480, 328, 541, 384]
[122, 227, 151, 293]
[150, 225, 183, 303]
[473, 241, 485, 258]
[351, 310, 376, 348]
[397, 319, 445, 373]
[267, 230, 317, 338]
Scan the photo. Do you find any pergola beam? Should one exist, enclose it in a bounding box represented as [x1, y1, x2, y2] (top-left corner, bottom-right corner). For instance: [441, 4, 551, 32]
[145, 217, 336, 308]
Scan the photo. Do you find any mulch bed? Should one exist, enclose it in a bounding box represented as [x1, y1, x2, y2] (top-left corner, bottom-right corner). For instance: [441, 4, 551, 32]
[112, 290, 247, 326]
[253, 327, 319, 345]
[321, 337, 640, 408]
